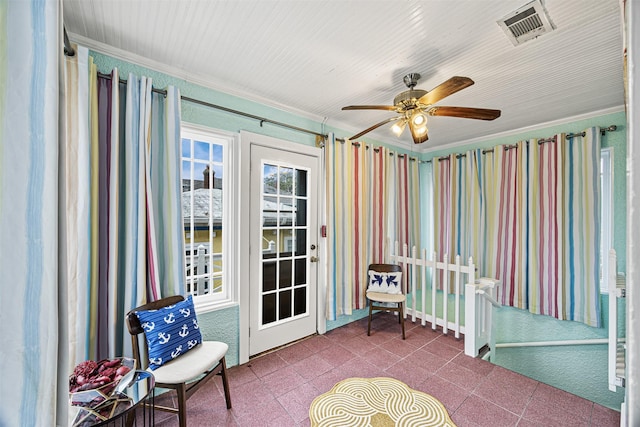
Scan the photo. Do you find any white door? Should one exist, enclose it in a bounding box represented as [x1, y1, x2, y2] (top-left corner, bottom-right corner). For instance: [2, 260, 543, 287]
[249, 144, 319, 356]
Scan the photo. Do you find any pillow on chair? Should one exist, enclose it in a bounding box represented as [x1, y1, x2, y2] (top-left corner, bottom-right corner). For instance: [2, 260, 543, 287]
[134, 295, 202, 370]
[368, 271, 403, 295]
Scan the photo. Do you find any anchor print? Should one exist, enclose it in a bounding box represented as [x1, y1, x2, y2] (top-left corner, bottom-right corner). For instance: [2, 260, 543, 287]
[178, 324, 189, 337]
[150, 357, 162, 365]
[171, 345, 183, 359]
[164, 312, 176, 324]
[193, 318, 199, 329]
[187, 340, 198, 349]
[158, 332, 171, 344]
[179, 308, 191, 318]
[141, 321, 155, 333]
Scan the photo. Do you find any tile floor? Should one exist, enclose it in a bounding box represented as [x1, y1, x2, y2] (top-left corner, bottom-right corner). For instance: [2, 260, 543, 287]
[152, 313, 621, 426]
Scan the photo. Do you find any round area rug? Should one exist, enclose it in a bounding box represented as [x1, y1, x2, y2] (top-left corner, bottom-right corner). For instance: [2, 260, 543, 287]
[309, 377, 456, 427]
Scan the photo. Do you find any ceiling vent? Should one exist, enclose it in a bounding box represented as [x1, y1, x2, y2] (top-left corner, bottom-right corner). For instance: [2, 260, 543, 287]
[497, 0, 554, 46]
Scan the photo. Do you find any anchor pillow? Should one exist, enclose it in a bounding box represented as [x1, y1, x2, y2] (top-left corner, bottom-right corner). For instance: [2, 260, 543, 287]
[135, 295, 202, 370]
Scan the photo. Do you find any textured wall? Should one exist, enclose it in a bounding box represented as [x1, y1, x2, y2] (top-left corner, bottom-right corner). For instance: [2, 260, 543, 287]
[493, 300, 625, 410]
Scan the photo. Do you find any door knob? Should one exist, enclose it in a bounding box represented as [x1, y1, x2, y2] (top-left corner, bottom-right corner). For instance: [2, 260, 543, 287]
[310, 256, 319, 263]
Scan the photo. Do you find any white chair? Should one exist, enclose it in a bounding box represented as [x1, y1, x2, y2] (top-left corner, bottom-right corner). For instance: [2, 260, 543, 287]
[126, 295, 231, 427]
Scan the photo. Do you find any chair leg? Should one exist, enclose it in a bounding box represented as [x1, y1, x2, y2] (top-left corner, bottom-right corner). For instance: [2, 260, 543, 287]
[399, 302, 405, 340]
[367, 303, 373, 336]
[176, 383, 187, 427]
[220, 357, 232, 409]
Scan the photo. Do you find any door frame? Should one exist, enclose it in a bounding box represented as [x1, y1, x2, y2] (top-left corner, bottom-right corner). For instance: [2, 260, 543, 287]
[238, 131, 326, 364]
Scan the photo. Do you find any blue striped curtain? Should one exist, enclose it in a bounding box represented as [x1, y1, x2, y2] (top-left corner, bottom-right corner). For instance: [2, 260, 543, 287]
[0, 1, 63, 425]
[63, 50, 185, 366]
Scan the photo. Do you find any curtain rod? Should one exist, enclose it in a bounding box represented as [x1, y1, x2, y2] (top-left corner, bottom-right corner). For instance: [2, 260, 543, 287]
[430, 125, 618, 162]
[95, 71, 331, 141]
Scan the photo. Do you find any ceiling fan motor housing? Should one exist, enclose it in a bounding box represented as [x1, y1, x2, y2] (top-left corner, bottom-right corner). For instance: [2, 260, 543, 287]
[394, 89, 428, 110]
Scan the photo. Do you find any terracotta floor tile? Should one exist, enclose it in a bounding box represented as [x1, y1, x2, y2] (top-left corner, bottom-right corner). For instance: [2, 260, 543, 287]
[452, 394, 520, 427]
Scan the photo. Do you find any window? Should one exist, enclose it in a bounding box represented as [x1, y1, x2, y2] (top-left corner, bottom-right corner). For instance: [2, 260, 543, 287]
[181, 125, 235, 309]
[600, 147, 613, 292]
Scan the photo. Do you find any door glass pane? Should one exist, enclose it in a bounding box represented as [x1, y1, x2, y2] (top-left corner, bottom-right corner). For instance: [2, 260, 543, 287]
[263, 164, 278, 194]
[295, 259, 306, 286]
[294, 229, 306, 256]
[279, 229, 293, 256]
[280, 167, 293, 196]
[279, 260, 292, 288]
[263, 262, 276, 292]
[279, 290, 292, 320]
[280, 197, 293, 226]
[294, 288, 306, 316]
[295, 199, 307, 226]
[295, 169, 307, 197]
[263, 196, 278, 228]
[263, 293, 276, 325]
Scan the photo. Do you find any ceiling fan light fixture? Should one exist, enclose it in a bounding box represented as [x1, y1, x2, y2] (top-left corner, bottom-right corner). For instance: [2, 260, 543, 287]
[391, 119, 407, 136]
[411, 111, 427, 126]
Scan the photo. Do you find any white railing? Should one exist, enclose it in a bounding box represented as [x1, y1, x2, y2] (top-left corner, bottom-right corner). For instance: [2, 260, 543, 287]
[389, 241, 500, 357]
[608, 249, 626, 391]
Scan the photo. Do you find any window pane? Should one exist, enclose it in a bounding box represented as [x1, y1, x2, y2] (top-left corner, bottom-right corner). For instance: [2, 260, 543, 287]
[294, 288, 306, 316]
[295, 169, 307, 197]
[295, 199, 307, 226]
[262, 293, 276, 325]
[280, 167, 293, 196]
[182, 138, 191, 157]
[280, 197, 293, 226]
[279, 229, 293, 257]
[182, 161, 192, 192]
[213, 144, 223, 163]
[263, 261, 277, 292]
[294, 229, 307, 256]
[279, 260, 292, 289]
[194, 140, 209, 161]
[263, 196, 278, 228]
[279, 290, 292, 320]
[263, 164, 278, 194]
[295, 259, 306, 285]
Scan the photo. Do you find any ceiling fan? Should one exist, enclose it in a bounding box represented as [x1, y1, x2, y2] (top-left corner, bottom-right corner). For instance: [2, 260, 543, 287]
[342, 73, 501, 144]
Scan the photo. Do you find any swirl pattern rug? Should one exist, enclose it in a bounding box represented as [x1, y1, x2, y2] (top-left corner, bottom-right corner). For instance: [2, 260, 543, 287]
[309, 377, 456, 427]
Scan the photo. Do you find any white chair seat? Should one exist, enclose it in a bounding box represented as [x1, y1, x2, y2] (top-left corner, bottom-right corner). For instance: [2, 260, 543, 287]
[149, 341, 228, 384]
[366, 291, 406, 303]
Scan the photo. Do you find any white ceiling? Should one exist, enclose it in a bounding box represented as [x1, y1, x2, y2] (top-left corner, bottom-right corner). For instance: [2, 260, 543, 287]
[63, 0, 624, 151]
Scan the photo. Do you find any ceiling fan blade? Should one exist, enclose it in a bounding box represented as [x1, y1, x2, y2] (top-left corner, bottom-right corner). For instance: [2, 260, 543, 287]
[349, 117, 401, 140]
[418, 76, 474, 106]
[428, 106, 501, 120]
[407, 120, 429, 144]
[342, 105, 397, 111]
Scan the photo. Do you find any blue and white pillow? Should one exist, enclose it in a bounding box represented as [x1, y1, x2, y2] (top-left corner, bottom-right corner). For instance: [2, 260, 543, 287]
[135, 295, 202, 370]
[385, 272, 403, 294]
[368, 271, 402, 294]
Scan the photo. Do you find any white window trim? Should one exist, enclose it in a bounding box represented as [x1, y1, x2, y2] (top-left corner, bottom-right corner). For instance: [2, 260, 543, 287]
[600, 147, 614, 293]
[182, 122, 239, 313]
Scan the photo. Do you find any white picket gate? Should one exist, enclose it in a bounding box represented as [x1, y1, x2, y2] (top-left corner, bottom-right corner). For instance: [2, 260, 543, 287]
[389, 241, 501, 357]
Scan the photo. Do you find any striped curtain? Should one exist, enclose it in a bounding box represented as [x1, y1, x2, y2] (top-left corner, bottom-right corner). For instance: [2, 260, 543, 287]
[433, 130, 601, 326]
[0, 1, 64, 425]
[63, 49, 185, 366]
[325, 137, 421, 320]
